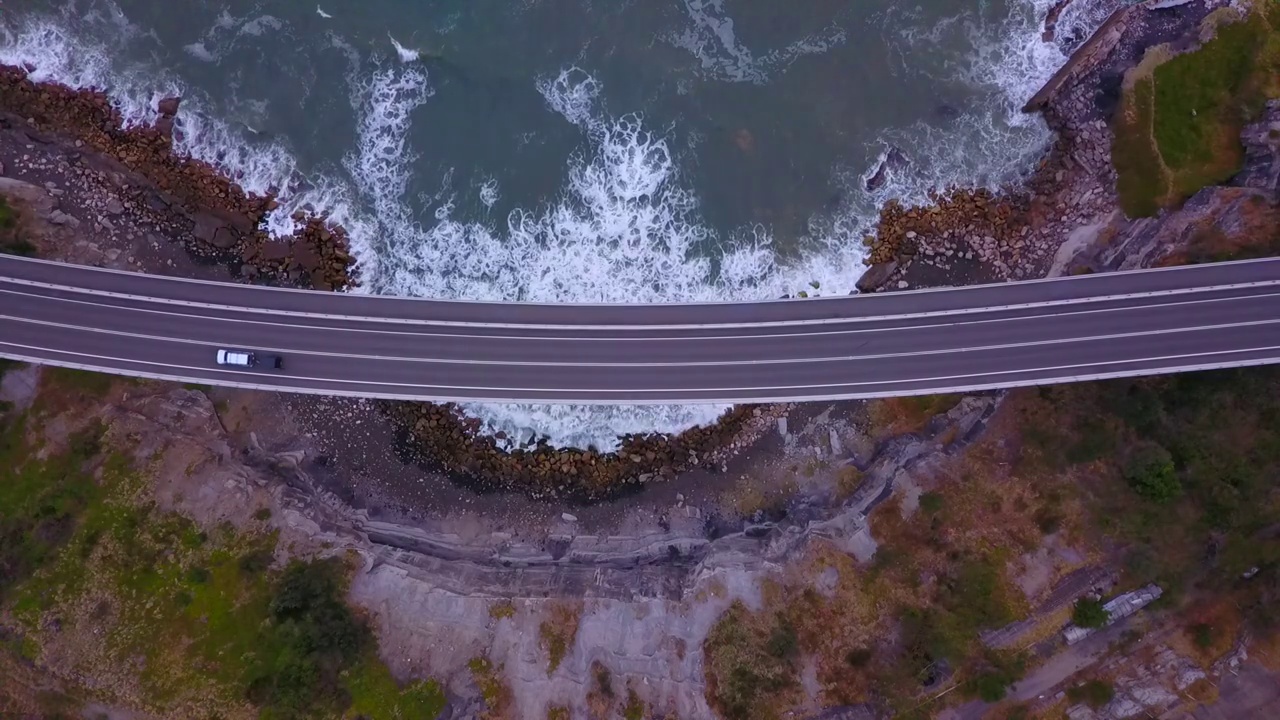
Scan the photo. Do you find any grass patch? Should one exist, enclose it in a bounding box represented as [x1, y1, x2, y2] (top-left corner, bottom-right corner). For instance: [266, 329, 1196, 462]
[41, 367, 117, 398]
[2, 385, 442, 719]
[1111, 5, 1280, 216]
[538, 600, 582, 674]
[488, 600, 516, 620]
[868, 394, 963, 438]
[623, 687, 647, 720]
[0, 415, 107, 606]
[343, 657, 447, 720]
[1112, 75, 1168, 218]
[468, 656, 513, 720]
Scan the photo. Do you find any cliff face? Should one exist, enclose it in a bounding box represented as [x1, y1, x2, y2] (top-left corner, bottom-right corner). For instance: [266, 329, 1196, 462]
[1067, 100, 1280, 272]
[0, 372, 999, 719]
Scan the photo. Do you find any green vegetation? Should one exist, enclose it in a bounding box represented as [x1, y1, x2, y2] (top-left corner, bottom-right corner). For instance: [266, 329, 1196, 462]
[1191, 621, 1217, 650]
[963, 651, 1027, 703]
[623, 687, 647, 720]
[1111, 5, 1280, 216]
[245, 560, 371, 718]
[0, 196, 36, 257]
[538, 601, 581, 674]
[1072, 598, 1111, 629]
[703, 603, 801, 720]
[1122, 443, 1180, 502]
[1066, 679, 1116, 708]
[42, 367, 118, 397]
[0, 416, 106, 605]
[0, 376, 444, 720]
[919, 491, 945, 515]
[343, 653, 446, 719]
[488, 599, 516, 620]
[1020, 367, 1280, 602]
[468, 656, 513, 720]
[1113, 77, 1166, 218]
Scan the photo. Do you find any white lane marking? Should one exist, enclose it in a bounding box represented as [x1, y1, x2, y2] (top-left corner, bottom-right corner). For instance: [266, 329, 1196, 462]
[3, 252, 1279, 307]
[4, 273, 1280, 330]
[3, 342, 1280, 401]
[4, 285, 1278, 343]
[3, 314, 1279, 368]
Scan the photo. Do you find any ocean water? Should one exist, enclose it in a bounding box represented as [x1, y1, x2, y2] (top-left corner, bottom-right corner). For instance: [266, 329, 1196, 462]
[0, 0, 1125, 450]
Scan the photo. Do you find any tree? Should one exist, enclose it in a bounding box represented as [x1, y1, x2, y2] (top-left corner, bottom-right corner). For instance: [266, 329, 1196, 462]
[1072, 598, 1110, 629]
[1123, 442, 1181, 502]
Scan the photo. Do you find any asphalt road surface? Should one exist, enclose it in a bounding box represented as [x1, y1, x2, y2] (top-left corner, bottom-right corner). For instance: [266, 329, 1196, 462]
[3, 255, 1280, 403]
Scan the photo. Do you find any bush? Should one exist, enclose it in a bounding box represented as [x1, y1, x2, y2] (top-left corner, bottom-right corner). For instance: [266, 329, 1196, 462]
[703, 603, 799, 720]
[845, 647, 873, 668]
[238, 548, 274, 575]
[964, 651, 1027, 703]
[246, 560, 369, 718]
[0, 237, 37, 257]
[765, 616, 798, 660]
[919, 491, 945, 515]
[1072, 598, 1110, 629]
[1123, 443, 1181, 502]
[970, 671, 1013, 702]
[1067, 679, 1115, 708]
[1191, 622, 1216, 650]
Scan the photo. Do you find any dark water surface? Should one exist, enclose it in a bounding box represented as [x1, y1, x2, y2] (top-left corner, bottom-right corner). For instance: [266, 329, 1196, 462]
[0, 0, 1121, 447]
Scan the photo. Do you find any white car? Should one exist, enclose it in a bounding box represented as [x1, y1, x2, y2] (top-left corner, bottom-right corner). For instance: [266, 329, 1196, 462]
[216, 349, 254, 367]
[215, 349, 284, 369]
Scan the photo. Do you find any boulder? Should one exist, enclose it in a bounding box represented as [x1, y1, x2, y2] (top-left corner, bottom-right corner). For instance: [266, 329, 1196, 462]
[291, 240, 321, 271]
[156, 96, 181, 116]
[211, 226, 238, 249]
[260, 241, 291, 262]
[190, 213, 238, 249]
[0, 177, 56, 218]
[855, 260, 898, 293]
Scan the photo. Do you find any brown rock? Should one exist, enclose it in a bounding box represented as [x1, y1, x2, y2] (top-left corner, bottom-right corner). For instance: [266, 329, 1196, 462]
[157, 96, 182, 116]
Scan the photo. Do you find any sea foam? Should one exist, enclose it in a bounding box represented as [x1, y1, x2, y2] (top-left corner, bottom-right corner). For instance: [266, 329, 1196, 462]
[0, 0, 1125, 451]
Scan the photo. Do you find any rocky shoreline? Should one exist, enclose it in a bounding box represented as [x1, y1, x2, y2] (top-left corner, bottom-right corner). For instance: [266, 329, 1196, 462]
[0, 66, 356, 290]
[386, 401, 788, 502]
[0, 0, 1239, 503]
[0, 62, 805, 501]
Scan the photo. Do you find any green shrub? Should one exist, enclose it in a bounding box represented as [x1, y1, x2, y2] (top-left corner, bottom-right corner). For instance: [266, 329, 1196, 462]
[1067, 679, 1116, 708]
[237, 548, 274, 575]
[703, 602, 799, 720]
[919, 491, 945, 515]
[964, 651, 1027, 703]
[845, 647, 873, 668]
[1191, 622, 1216, 649]
[1072, 598, 1110, 629]
[1123, 443, 1181, 502]
[245, 560, 368, 718]
[765, 616, 799, 660]
[0, 237, 36, 257]
[969, 671, 1012, 702]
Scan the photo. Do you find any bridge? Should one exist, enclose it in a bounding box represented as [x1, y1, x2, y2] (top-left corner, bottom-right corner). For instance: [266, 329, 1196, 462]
[2, 254, 1280, 404]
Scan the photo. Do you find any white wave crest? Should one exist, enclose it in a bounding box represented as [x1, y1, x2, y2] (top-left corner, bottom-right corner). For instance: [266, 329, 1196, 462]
[670, 0, 847, 83]
[388, 34, 420, 63]
[0, 0, 1124, 451]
